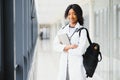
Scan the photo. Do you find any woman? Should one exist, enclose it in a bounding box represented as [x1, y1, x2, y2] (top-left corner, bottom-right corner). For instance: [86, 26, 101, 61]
[53, 4, 87, 80]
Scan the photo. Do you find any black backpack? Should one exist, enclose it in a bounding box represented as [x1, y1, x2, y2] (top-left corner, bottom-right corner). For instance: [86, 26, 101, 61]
[78, 27, 102, 78]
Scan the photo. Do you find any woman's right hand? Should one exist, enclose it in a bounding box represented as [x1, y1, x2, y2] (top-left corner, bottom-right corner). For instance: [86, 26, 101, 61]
[63, 44, 78, 52]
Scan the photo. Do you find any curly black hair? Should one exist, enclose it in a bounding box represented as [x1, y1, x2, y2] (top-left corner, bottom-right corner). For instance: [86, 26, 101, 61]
[64, 4, 84, 25]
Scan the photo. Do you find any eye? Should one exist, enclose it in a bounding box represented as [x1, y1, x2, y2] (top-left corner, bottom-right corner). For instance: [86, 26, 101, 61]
[68, 13, 71, 16]
[68, 13, 76, 16]
[72, 12, 77, 15]
[74, 13, 77, 15]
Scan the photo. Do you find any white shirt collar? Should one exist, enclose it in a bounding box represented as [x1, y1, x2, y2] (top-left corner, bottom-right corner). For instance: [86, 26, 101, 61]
[68, 22, 82, 29]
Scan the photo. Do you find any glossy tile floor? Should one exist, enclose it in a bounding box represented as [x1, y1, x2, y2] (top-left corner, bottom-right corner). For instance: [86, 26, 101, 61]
[36, 38, 102, 80]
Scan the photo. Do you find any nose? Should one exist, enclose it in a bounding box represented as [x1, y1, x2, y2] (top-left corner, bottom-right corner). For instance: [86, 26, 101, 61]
[69, 14, 74, 19]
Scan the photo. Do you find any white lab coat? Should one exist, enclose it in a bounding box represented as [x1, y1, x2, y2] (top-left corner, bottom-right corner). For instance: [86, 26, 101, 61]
[53, 22, 87, 80]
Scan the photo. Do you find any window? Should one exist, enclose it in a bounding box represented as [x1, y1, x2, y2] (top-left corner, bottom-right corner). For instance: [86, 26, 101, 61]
[118, 5, 120, 38]
[0, 24, 1, 71]
[94, 11, 100, 37]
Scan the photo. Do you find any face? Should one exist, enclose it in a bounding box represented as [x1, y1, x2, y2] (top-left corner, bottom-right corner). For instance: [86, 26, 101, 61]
[67, 9, 78, 24]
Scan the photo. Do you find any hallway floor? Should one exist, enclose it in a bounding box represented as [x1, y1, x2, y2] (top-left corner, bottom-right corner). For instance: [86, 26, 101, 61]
[35, 38, 101, 80]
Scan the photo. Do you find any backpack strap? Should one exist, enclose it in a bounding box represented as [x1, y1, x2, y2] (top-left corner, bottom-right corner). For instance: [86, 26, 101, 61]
[98, 52, 102, 62]
[77, 27, 92, 45]
[78, 27, 102, 62]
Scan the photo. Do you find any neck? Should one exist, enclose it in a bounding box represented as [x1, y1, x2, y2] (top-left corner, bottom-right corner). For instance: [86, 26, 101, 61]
[69, 22, 77, 28]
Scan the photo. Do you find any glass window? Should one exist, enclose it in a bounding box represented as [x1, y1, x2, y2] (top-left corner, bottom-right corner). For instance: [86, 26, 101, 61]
[118, 5, 120, 38]
[95, 11, 100, 37]
[112, 4, 120, 80]
[0, 3, 1, 72]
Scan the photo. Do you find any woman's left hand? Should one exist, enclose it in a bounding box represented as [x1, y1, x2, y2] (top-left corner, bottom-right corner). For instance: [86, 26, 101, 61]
[70, 44, 78, 49]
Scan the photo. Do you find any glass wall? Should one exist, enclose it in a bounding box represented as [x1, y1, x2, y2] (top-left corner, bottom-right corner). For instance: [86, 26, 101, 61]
[0, 0, 2, 78]
[112, 1, 120, 80]
[93, 0, 120, 80]
[0, 0, 2, 73]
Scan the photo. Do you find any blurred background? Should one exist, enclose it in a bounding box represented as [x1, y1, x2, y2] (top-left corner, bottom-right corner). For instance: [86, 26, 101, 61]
[0, 0, 120, 80]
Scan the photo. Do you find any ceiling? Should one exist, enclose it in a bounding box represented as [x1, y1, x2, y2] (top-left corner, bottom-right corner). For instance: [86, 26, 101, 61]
[35, 0, 89, 24]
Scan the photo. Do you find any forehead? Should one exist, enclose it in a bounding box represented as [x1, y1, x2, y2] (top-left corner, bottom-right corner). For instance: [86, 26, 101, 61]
[68, 9, 76, 13]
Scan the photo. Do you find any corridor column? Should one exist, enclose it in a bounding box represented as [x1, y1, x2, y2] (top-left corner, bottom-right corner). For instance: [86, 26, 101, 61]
[89, 0, 95, 40]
